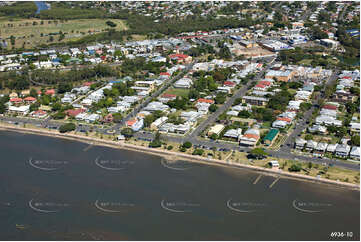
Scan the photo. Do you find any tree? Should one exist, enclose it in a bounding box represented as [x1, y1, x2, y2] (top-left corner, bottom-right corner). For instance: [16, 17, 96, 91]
[106, 20, 117, 27]
[305, 134, 313, 140]
[51, 102, 62, 111]
[182, 141, 192, 149]
[149, 131, 162, 148]
[144, 114, 156, 127]
[300, 102, 312, 112]
[210, 133, 218, 140]
[351, 135, 360, 146]
[29, 103, 39, 112]
[58, 82, 72, 94]
[250, 148, 268, 159]
[219, 46, 232, 59]
[209, 104, 218, 112]
[192, 149, 204, 156]
[59, 123, 76, 133]
[52, 111, 65, 120]
[288, 164, 302, 172]
[10, 35, 15, 46]
[121, 128, 134, 138]
[215, 92, 226, 104]
[30, 88, 38, 97]
[112, 113, 122, 123]
[238, 110, 251, 118]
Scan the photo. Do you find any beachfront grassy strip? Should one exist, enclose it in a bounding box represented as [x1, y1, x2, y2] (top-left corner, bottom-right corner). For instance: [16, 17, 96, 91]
[126, 137, 360, 184]
[0, 17, 127, 48]
[3, 122, 360, 185]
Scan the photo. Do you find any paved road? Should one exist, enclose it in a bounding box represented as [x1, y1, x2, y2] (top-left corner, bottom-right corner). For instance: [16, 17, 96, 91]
[132, 130, 359, 171]
[279, 70, 339, 153]
[116, 61, 196, 128]
[188, 57, 276, 139]
[1, 114, 359, 171]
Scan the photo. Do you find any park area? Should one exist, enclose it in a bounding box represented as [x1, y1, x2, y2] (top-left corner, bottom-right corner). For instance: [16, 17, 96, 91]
[0, 17, 127, 48]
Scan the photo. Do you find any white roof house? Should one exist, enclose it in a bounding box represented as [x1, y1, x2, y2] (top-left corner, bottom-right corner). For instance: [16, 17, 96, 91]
[272, 120, 287, 128]
[308, 124, 327, 134]
[208, 124, 225, 136]
[326, 143, 337, 153]
[315, 142, 328, 152]
[174, 78, 193, 88]
[295, 137, 307, 149]
[350, 146, 360, 160]
[181, 111, 202, 122]
[143, 102, 169, 112]
[223, 128, 242, 139]
[226, 110, 239, 116]
[306, 140, 318, 150]
[151, 117, 168, 130]
[335, 144, 351, 157]
[8, 105, 29, 115]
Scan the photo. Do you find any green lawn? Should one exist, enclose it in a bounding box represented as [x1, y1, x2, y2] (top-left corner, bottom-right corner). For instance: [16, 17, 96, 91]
[0, 17, 127, 48]
[165, 88, 190, 98]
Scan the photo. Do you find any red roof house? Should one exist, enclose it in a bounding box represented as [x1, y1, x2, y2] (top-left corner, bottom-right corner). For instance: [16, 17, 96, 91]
[10, 98, 23, 103]
[161, 93, 177, 99]
[223, 81, 236, 87]
[24, 96, 37, 103]
[83, 82, 94, 87]
[168, 53, 192, 64]
[65, 108, 86, 117]
[323, 104, 337, 110]
[126, 119, 137, 127]
[277, 117, 292, 123]
[103, 113, 113, 123]
[197, 98, 215, 104]
[45, 89, 55, 96]
[31, 110, 47, 118]
[259, 80, 271, 86]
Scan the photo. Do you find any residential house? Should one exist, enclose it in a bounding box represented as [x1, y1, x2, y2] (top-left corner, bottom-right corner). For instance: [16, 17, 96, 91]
[65, 108, 86, 118]
[208, 124, 225, 136]
[349, 146, 360, 160]
[263, 128, 279, 146]
[265, 70, 294, 82]
[168, 53, 192, 64]
[30, 110, 47, 118]
[350, 122, 360, 133]
[314, 142, 328, 157]
[242, 96, 269, 106]
[306, 140, 318, 151]
[326, 143, 337, 153]
[151, 117, 168, 130]
[295, 137, 307, 149]
[308, 124, 327, 134]
[126, 118, 144, 132]
[335, 144, 351, 158]
[159, 93, 177, 103]
[174, 78, 193, 88]
[143, 101, 169, 112]
[8, 105, 30, 115]
[223, 128, 242, 139]
[239, 127, 260, 146]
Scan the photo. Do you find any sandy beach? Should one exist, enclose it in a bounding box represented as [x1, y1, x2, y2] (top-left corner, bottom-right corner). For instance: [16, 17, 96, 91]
[0, 123, 359, 190]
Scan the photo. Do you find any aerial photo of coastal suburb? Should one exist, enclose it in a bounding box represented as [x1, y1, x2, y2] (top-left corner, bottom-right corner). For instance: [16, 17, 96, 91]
[0, 0, 360, 241]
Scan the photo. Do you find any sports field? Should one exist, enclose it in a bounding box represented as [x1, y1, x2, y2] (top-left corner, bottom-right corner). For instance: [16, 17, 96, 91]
[0, 17, 127, 48]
